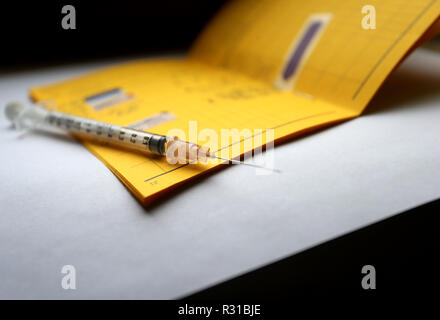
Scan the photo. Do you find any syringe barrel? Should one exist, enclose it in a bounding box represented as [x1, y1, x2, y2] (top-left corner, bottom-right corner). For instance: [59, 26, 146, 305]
[7, 103, 210, 163]
[27, 107, 169, 156]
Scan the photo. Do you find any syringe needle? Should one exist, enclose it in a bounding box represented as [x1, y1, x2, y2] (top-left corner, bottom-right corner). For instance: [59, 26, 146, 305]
[208, 154, 281, 173]
[6, 102, 282, 173]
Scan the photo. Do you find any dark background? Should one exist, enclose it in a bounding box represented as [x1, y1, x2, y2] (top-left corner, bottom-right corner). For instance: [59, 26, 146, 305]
[0, 0, 226, 70]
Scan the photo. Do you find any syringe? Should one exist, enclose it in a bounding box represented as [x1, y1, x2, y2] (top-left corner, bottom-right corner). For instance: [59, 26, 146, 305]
[5, 102, 279, 172]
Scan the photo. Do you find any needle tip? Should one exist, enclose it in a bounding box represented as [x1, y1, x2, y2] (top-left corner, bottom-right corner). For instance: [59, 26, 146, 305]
[208, 154, 281, 173]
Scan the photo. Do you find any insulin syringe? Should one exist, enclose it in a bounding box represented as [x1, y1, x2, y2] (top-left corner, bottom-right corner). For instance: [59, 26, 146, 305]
[5, 102, 278, 171]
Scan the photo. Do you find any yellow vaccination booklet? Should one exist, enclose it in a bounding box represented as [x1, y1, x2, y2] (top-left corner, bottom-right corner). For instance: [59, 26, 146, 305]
[30, 0, 440, 205]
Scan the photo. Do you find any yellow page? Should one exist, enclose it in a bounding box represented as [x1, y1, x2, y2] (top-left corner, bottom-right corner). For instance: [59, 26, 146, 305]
[30, 0, 440, 205]
[191, 0, 440, 114]
[31, 59, 353, 205]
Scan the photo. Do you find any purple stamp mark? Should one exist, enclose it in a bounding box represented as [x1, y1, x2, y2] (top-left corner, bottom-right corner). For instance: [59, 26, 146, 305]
[275, 14, 332, 91]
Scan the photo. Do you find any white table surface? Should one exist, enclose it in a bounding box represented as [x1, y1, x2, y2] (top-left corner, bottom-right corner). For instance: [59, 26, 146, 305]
[0, 48, 439, 299]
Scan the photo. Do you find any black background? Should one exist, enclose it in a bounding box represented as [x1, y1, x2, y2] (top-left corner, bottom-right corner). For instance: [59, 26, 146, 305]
[0, 0, 225, 70]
